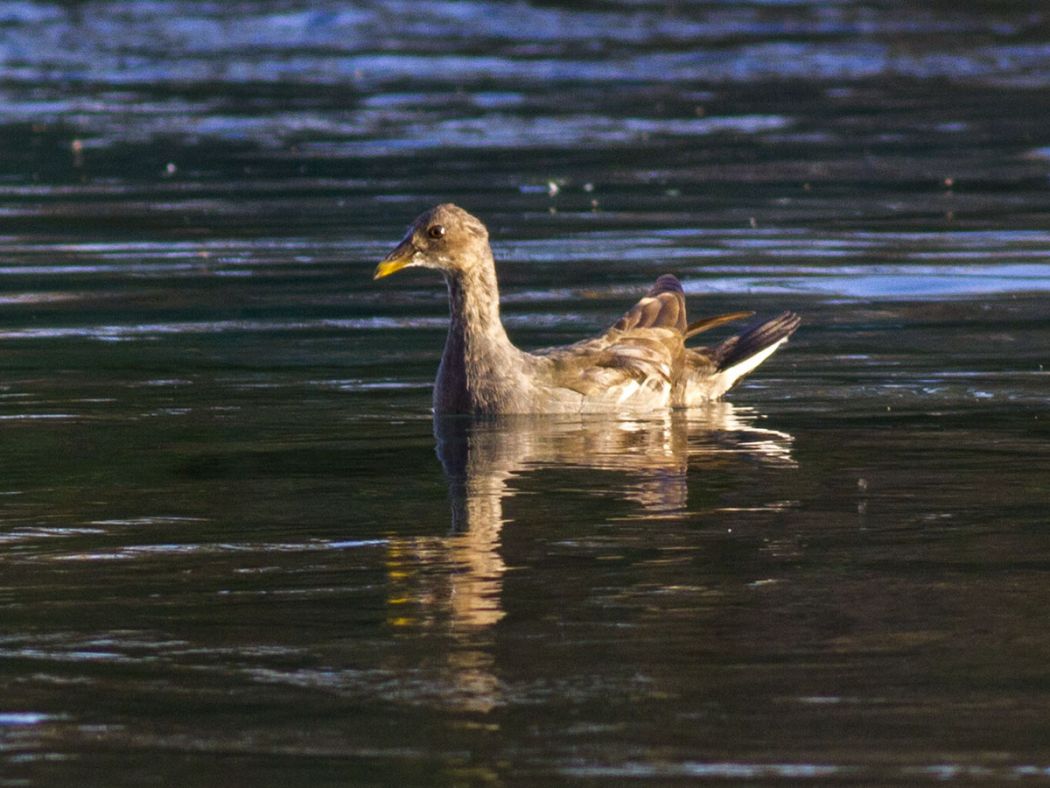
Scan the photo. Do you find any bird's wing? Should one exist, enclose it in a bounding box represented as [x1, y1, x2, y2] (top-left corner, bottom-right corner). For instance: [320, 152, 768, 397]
[538, 331, 681, 396]
[610, 273, 687, 334]
[606, 275, 752, 341]
[531, 275, 687, 398]
[684, 310, 754, 339]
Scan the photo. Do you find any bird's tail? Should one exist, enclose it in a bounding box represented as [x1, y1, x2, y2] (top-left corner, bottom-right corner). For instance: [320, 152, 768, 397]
[705, 311, 801, 398]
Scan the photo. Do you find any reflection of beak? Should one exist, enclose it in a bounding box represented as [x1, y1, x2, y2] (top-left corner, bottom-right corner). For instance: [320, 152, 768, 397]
[373, 239, 416, 280]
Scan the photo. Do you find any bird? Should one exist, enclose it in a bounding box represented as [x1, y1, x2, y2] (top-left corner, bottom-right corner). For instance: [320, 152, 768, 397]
[373, 203, 800, 415]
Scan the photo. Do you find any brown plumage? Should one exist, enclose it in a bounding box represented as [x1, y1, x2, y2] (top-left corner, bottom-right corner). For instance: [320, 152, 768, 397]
[374, 204, 800, 415]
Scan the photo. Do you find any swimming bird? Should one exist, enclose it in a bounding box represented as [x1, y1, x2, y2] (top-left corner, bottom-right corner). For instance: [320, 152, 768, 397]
[374, 204, 799, 415]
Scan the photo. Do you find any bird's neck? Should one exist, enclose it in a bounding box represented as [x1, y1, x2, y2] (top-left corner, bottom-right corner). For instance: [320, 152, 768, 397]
[437, 254, 521, 413]
[444, 256, 517, 363]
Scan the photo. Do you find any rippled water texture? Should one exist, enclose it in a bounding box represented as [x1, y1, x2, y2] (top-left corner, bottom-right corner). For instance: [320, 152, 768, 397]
[1, 1, 1049, 785]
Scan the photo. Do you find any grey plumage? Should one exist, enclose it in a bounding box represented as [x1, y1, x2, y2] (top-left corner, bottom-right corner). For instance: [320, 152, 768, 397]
[374, 204, 800, 415]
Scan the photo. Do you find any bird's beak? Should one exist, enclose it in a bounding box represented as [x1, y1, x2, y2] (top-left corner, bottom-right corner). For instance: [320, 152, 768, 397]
[373, 239, 416, 280]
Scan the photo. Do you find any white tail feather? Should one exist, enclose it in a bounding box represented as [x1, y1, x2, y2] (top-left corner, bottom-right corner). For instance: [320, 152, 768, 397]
[709, 336, 789, 398]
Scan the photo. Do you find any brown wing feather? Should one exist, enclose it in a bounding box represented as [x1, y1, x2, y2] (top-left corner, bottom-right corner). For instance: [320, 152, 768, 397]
[539, 333, 677, 395]
[611, 274, 687, 334]
[684, 311, 754, 340]
[531, 275, 691, 399]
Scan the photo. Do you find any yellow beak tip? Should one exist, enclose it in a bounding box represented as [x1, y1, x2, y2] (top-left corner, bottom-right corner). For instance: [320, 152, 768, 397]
[373, 259, 411, 280]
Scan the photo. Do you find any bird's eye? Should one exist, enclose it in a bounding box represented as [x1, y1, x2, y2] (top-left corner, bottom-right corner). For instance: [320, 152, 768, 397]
[427, 225, 446, 240]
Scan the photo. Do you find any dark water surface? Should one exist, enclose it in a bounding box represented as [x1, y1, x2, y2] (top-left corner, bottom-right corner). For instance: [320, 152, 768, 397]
[2, 1, 1050, 784]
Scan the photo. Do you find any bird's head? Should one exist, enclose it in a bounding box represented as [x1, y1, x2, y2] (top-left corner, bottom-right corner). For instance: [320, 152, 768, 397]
[374, 203, 491, 280]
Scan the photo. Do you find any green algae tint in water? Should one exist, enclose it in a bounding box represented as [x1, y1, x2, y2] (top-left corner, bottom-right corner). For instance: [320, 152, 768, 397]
[1, 1, 1050, 785]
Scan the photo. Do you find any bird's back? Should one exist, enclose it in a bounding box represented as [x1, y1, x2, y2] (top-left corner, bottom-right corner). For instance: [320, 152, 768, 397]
[528, 274, 799, 412]
[528, 275, 688, 412]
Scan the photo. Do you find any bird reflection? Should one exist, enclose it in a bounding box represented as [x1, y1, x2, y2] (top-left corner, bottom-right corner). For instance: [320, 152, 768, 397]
[435, 402, 795, 543]
[383, 403, 794, 712]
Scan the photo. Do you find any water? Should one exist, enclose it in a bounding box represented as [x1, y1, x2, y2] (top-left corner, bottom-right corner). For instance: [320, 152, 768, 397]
[1, 1, 1050, 784]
